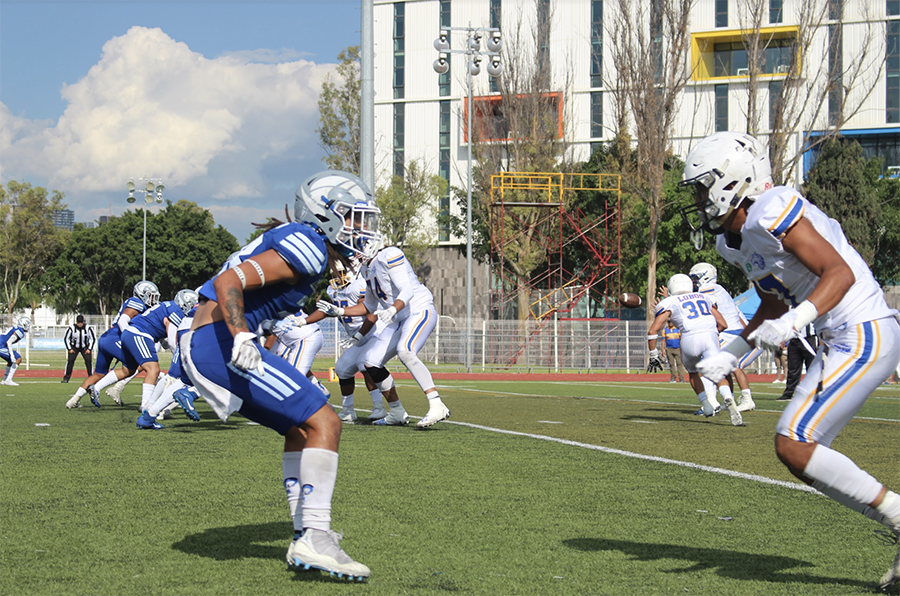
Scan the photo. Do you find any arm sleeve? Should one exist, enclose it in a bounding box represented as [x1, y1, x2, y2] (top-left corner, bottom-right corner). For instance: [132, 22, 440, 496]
[88, 328, 96, 350]
[386, 265, 415, 307]
[117, 314, 131, 333]
[64, 326, 73, 349]
[166, 320, 178, 352]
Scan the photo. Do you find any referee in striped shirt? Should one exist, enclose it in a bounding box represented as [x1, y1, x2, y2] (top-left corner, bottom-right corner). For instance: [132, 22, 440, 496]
[62, 315, 95, 383]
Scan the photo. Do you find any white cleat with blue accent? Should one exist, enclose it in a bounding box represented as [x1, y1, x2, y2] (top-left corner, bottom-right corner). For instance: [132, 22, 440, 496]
[286, 529, 370, 580]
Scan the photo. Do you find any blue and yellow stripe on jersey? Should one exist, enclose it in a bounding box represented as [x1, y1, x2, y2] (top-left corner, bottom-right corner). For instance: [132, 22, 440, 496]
[768, 195, 805, 240]
[387, 253, 406, 268]
[788, 320, 878, 443]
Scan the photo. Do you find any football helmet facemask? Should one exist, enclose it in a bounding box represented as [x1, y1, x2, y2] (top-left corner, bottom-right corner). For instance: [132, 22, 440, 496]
[679, 132, 773, 235]
[329, 260, 354, 291]
[17, 317, 32, 333]
[174, 289, 200, 315]
[295, 170, 382, 260]
[689, 262, 718, 291]
[667, 273, 694, 296]
[134, 280, 161, 308]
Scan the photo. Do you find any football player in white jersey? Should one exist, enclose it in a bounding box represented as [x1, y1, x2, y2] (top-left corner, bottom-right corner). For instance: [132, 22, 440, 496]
[647, 274, 741, 425]
[263, 315, 331, 399]
[317, 244, 450, 428]
[681, 131, 900, 590]
[689, 262, 759, 412]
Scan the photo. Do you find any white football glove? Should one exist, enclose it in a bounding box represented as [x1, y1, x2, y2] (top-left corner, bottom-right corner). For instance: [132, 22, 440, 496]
[748, 312, 800, 353]
[647, 348, 665, 374]
[340, 331, 365, 349]
[697, 350, 739, 383]
[284, 314, 307, 327]
[230, 331, 265, 375]
[375, 305, 397, 324]
[316, 300, 344, 317]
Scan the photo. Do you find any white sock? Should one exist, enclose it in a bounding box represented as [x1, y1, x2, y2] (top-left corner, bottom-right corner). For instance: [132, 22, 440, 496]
[299, 448, 338, 532]
[805, 444, 884, 516]
[282, 451, 303, 536]
[741, 388, 752, 400]
[148, 379, 183, 418]
[701, 378, 720, 408]
[94, 370, 120, 393]
[6, 363, 17, 381]
[3, 365, 9, 380]
[389, 400, 404, 411]
[369, 389, 384, 407]
[718, 384, 734, 402]
[341, 393, 354, 408]
[140, 383, 156, 412]
[74, 387, 87, 398]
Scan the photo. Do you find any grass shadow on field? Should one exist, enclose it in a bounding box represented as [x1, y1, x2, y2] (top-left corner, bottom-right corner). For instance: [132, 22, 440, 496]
[563, 537, 870, 589]
[173, 522, 286, 560]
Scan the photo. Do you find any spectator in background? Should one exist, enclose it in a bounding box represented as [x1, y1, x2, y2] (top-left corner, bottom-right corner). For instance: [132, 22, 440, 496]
[772, 341, 787, 384]
[62, 315, 95, 383]
[776, 323, 816, 401]
[663, 319, 686, 383]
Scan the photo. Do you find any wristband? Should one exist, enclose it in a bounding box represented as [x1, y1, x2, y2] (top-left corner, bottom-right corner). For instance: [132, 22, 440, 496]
[791, 300, 818, 331]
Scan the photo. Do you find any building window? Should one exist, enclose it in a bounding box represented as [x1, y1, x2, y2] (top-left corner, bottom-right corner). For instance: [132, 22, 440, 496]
[889, 0, 899, 16]
[715, 0, 728, 28]
[713, 38, 795, 77]
[591, 0, 603, 88]
[828, 0, 843, 20]
[888, 17, 899, 123]
[465, 93, 564, 142]
[393, 103, 405, 178]
[439, 1, 451, 96]
[490, 0, 501, 93]
[715, 84, 728, 131]
[828, 24, 843, 125]
[769, 80, 783, 130]
[770, 0, 783, 23]
[393, 3, 405, 100]
[591, 92, 603, 138]
[439, 100, 451, 242]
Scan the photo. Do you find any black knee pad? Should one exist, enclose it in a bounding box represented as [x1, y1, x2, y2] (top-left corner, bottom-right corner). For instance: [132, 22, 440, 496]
[367, 366, 391, 384]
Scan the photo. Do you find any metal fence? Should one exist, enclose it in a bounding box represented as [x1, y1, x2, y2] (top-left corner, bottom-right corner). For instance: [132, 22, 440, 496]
[11, 315, 777, 375]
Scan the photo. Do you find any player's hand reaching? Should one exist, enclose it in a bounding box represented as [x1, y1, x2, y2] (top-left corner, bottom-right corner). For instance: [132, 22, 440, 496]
[748, 314, 797, 352]
[316, 300, 344, 317]
[647, 349, 665, 373]
[341, 331, 365, 349]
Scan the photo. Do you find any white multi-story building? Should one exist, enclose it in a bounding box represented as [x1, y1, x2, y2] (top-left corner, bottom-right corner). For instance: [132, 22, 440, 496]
[372, 0, 900, 319]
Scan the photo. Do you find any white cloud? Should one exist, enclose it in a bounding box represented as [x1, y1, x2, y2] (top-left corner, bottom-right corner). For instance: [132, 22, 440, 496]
[0, 25, 335, 243]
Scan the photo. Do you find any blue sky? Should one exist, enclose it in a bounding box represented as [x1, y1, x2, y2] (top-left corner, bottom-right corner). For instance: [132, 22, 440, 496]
[1, 0, 361, 242]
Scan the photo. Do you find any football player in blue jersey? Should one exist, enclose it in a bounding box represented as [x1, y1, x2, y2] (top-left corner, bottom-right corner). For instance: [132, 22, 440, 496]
[180, 170, 380, 580]
[1, 317, 31, 386]
[66, 281, 159, 408]
[90, 294, 186, 413]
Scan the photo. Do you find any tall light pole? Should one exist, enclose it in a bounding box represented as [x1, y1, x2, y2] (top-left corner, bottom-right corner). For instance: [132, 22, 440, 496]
[126, 177, 164, 280]
[434, 25, 501, 372]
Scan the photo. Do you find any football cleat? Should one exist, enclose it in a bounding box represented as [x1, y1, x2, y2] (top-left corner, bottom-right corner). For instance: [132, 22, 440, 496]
[373, 408, 410, 426]
[367, 405, 387, 421]
[700, 400, 718, 418]
[416, 402, 451, 428]
[723, 397, 743, 426]
[1, 379, 19, 386]
[737, 395, 756, 412]
[338, 407, 357, 423]
[173, 387, 200, 421]
[286, 529, 370, 580]
[106, 382, 125, 406]
[88, 385, 101, 408]
[878, 530, 900, 591]
[136, 411, 164, 430]
[65, 395, 82, 409]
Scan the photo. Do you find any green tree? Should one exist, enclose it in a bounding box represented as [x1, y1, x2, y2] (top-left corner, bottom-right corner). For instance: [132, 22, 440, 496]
[804, 137, 881, 265]
[872, 173, 900, 285]
[43, 201, 238, 316]
[0, 180, 67, 317]
[317, 46, 361, 173]
[375, 160, 446, 271]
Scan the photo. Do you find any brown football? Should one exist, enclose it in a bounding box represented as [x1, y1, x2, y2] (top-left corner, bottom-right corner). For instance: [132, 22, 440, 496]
[619, 292, 642, 308]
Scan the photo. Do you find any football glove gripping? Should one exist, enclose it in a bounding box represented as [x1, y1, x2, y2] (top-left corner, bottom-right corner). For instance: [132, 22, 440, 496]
[316, 300, 345, 317]
[748, 315, 797, 353]
[341, 331, 365, 349]
[647, 349, 665, 373]
[697, 350, 739, 383]
[230, 332, 265, 375]
[375, 305, 397, 324]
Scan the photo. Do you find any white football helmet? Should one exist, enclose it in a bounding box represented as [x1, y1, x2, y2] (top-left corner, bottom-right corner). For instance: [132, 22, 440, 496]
[680, 132, 773, 234]
[133, 280, 160, 308]
[174, 289, 200, 315]
[17, 317, 32, 333]
[667, 273, 694, 296]
[689, 262, 718, 290]
[295, 170, 382, 259]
